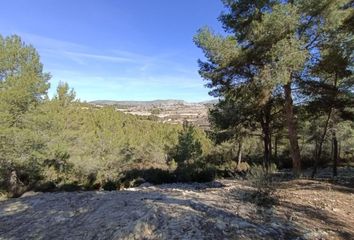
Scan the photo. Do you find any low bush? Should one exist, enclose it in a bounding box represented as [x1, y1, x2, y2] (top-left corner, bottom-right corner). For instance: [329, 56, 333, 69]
[33, 181, 57, 192]
[246, 164, 278, 207]
[102, 180, 118, 191]
[58, 183, 82, 192]
[121, 168, 175, 186]
[175, 163, 216, 183]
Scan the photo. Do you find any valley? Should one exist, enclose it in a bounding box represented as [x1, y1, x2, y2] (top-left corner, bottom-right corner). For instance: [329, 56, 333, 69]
[90, 99, 217, 128]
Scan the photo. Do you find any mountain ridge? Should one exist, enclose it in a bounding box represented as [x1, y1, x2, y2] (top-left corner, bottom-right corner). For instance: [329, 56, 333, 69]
[89, 99, 218, 106]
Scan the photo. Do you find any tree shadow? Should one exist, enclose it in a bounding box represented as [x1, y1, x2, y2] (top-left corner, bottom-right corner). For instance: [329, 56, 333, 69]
[229, 182, 354, 240]
[2, 177, 353, 239]
[121, 166, 217, 188]
[276, 178, 354, 194]
[279, 200, 354, 239]
[0, 191, 159, 239]
[149, 194, 303, 239]
[0, 185, 305, 240]
[271, 167, 354, 195]
[155, 180, 226, 191]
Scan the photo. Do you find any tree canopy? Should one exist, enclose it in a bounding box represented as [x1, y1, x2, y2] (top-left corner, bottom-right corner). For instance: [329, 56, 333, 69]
[195, 0, 354, 174]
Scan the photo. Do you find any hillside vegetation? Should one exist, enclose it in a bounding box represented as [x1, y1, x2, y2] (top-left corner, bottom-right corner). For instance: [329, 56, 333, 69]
[0, 36, 214, 195]
[0, 1, 354, 238]
[1, 0, 354, 201]
[0, 85, 213, 195]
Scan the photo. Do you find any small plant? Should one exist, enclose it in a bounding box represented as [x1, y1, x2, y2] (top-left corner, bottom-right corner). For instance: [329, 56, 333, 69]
[174, 161, 216, 183]
[102, 180, 118, 191]
[168, 121, 203, 165]
[236, 162, 250, 172]
[121, 168, 175, 186]
[42, 150, 73, 184]
[247, 164, 278, 207]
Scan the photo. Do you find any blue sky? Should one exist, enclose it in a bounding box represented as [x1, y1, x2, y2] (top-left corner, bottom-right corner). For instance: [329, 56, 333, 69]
[1, 0, 225, 102]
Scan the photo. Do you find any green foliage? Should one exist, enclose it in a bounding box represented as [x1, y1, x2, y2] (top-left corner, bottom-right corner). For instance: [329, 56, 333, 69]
[247, 164, 278, 207]
[31, 103, 187, 188]
[168, 122, 203, 164]
[0, 35, 50, 127]
[195, 0, 354, 175]
[164, 121, 216, 183]
[248, 164, 278, 179]
[249, 179, 277, 207]
[203, 141, 250, 176]
[0, 34, 50, 194]
[0, 35, 212, 193]
[174, 161, 216, 183]
[204, 141, 237, 166]
[42, 149, 73, 184]
[122, 168, 175, 186]
[102, 180, 119, 191]
[53, 81, 76, 107]
[0, 55, 213, 194]
[1, 2, 354, 197]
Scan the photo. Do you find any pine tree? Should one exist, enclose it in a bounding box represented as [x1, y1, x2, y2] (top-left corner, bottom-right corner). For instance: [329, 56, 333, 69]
[171, 121, 203, 165]
[0, 35, 51, 194]
[0, 35, 50, 127]
[53, 81, 76, 107]
[195, 0, 353, 174]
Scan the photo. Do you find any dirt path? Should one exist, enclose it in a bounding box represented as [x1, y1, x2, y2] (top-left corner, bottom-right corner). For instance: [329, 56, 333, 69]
[0, 179, 353, 240]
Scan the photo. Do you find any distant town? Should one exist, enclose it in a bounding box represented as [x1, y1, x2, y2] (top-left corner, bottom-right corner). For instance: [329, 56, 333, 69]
[90, 99, 218, 128]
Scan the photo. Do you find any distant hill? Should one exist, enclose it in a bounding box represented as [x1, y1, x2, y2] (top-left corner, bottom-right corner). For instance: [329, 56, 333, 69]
[88, 99, 217, 128]
[198, 99, 218, 105]
[89, 99, 218, 107]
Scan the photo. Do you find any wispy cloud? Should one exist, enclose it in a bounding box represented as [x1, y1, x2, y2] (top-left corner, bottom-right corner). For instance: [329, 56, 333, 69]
[57, 50, 137, 63]
[19, 32, 85, 51]
[19, 32, 197, 76]
[16, 32, 209, 101]
[47, 66, 211, 102]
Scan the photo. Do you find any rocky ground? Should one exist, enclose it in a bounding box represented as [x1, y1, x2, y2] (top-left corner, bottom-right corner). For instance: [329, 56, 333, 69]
[0, 170, 353, 240]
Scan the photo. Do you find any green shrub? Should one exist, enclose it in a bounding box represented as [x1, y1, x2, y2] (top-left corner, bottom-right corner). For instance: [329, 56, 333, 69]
[247, 164, 278, 207]
[248, 163, 277, 177]
[193, 167, 216, 182]
[58, 183, 82, 192]
[168, 122, 203, 164]
[175, 163, 216, 183]
[33, 181, 57, 192]
[102, 180, 118, 191]
[237, 162, 250, 172]
[122, 168, 175, 185]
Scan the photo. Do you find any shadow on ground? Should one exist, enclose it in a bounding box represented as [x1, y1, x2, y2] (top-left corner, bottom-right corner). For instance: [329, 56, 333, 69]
[0, 184, 302, 240]
[1, 177, 353, 240]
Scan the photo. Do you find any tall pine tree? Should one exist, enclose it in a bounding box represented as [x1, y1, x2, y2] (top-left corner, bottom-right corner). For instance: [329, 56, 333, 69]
[195, 0, 353, 174]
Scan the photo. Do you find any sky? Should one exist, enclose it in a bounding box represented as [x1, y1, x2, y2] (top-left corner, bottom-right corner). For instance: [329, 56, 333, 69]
[0, 0, 225, 102]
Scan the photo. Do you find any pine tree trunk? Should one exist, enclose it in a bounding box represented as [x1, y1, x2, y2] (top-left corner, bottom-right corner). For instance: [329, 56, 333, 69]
[283, 82, 301, 175]
[262, 130, 270, 171]
[260, 104, 271, 172]
[314, 139, 318, 161]
[311, 108, 332, 178]
[274, 136, 278, 159]
[338, 141, 341, 160]
[269, 130, 272, 160]
[332, 75, 339, 178]
[237, 141, 243, 166]
[332, 130, 338, 177]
